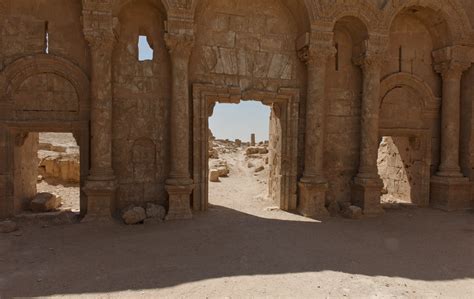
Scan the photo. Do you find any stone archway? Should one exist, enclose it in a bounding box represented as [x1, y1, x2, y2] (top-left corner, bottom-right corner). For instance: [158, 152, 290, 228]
[378, 73, 440, 207]
[192, 84, 299, 212]
[0, 54, 90, 218]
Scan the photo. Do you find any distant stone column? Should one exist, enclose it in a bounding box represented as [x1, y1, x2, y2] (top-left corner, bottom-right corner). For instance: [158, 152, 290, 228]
[82, 26, 117, 221]
[297, 40, 335, 218]
[250, 134, 256, 146]
[351, 50, 385, 217]
[431, 46, 472, 211]
[164, 33, 195, 220]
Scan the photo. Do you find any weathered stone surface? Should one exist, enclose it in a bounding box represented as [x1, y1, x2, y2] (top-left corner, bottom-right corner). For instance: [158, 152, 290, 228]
[209, 169, 220, 182]
[122, 207, 147, 225]
[146, 203, 166, 220]
[30, 193, 62, 213]
[0, 0, 473, 221]
[0, 220, 18, 233]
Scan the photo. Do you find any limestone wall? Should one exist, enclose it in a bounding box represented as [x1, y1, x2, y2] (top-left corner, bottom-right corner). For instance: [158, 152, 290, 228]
[112, 0, 171, 208]
[0, 0, 89, 73]
[190, 0, 305, 92]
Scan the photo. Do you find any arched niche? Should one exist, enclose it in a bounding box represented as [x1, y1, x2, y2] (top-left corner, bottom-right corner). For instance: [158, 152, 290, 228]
[1, 54, 90, 121]
[380, 73, 440, 131]
[382, 0, 472, 45]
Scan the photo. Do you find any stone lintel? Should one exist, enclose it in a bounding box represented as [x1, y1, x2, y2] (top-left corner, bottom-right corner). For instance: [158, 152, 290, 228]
[430, 176, 472, 211]
[298, 181, 329, 219]
[165, 184, 194, 221]
[351, 177, 384, 217]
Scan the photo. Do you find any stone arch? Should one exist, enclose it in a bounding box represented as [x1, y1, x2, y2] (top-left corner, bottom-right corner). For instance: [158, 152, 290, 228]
[325, 3, 381, 34]
[379, 73, 440, 130]
[381, 0, 472, 46]
[1, 54, 90, 121]
[114, 0, 168, 17]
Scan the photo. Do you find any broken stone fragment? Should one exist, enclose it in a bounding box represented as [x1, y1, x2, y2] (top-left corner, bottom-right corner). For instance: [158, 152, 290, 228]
[122, 207, 147, 225]
[146, 203, 166, 220]
[209, 169, 220, 182]
[30, 192, 62, 213]
[342, 205, 363, 219]
[0, 220, 18, 233]
[217, 166, 229, 177]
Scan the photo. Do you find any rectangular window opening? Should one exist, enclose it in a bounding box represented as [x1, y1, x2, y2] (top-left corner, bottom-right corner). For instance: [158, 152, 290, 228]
[138, 35, 154, 61]
[44, 21, 49, 54]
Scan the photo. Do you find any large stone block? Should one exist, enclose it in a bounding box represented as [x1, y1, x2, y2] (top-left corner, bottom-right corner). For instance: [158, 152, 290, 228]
[430, 176, 472, 211]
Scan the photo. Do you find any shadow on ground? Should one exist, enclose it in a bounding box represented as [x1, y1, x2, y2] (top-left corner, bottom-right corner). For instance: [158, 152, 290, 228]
[1, 206, 473, 297]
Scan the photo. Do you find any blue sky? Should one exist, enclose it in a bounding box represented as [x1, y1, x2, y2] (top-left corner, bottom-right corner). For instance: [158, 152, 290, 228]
[139, 38, 271, 141]
[138, 36, 154, 61]
[209, 102, 271, 142]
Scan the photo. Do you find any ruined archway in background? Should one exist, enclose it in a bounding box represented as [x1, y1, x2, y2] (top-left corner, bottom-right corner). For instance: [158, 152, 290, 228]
[193, 85, 299, 212]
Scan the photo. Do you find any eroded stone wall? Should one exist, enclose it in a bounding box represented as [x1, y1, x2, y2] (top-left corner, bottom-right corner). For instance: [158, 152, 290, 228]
[112, 0, 171, 208]
[0, 0, 89, 72]
[190, 0, 305, 91]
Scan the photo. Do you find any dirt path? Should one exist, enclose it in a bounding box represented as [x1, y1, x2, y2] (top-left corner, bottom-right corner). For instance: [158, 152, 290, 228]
[1, 149, 473, 298]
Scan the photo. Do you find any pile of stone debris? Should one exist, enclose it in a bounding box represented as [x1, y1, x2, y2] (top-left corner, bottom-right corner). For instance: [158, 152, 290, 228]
[121, 203, 166, 225]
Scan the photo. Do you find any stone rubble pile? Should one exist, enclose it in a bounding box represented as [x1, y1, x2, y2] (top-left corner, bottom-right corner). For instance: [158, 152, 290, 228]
[122, 203, 166, 225]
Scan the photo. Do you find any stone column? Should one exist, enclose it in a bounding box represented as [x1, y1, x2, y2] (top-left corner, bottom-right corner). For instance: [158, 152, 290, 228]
[298, 43, 335, 218]
[351, 52, 385, 216]
[83, 34, 117, 221]
[164, 33, 194, 220]
[431, 50, 472, 211]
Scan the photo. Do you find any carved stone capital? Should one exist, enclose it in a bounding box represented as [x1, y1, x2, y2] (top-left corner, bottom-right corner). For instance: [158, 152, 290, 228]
[433, 46, 472, 80]
[84, 33, 115, 54]
[164, 33, 195, 59]
[298, 44, 336, 65]
[353, 52, 384, 74]
[434, 60, 471, 80]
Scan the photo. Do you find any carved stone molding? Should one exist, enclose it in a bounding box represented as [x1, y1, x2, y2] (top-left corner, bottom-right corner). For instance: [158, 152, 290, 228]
[433, 46, 472, 80]
[164, 33, 195, 59]
[298, 44, 336, 65]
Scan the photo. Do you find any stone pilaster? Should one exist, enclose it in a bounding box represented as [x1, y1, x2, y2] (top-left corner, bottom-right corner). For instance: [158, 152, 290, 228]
[164, 33, 194, 220]
[297, 37, 335, 218]
[82, 7, 117, 222]
[431, 46, 472, 211]
[351, 47, 385, 217]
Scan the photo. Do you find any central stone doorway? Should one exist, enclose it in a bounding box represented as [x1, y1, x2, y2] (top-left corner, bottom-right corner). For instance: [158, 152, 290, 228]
[192, 84, 300, 212]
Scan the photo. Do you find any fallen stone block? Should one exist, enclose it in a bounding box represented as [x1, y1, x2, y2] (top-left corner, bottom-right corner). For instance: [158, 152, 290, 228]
[122, 206, 147, 225]
[146, 203, 166, 220]
[30, 193, 62, 213]
[210, 169, 220, 182]
[217, 166, 229, 177]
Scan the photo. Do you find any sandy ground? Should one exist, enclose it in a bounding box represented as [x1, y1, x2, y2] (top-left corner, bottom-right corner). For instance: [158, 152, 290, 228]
[37, 132, 81, 212]
[1, 148, 473, 298]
